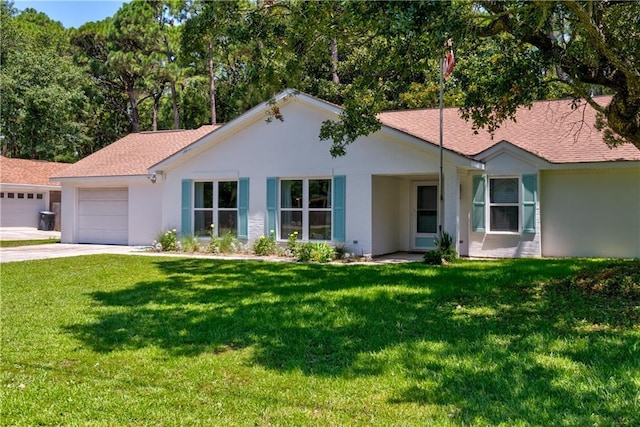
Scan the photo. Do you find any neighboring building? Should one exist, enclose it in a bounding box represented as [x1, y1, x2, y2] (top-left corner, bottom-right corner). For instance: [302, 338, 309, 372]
[53, 90, 640, 257]
[0, 156, 68, 229]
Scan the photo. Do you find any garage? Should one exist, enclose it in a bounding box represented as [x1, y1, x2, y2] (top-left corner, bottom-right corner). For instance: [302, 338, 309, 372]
[78, 188, 128, 245]
[0, 192, 46, 227]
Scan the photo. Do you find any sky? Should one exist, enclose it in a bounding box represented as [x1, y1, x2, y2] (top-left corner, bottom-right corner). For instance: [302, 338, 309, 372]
[13, 0, 128, 28]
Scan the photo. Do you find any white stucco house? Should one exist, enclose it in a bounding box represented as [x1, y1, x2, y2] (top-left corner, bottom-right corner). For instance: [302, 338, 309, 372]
[52, 89, 640, 258]
[0, 155, 67, 229]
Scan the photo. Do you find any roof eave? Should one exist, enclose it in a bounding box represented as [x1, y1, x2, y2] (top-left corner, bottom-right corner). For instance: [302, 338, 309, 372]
[51, 174, 150, 183]
[543, 160, 640, 170]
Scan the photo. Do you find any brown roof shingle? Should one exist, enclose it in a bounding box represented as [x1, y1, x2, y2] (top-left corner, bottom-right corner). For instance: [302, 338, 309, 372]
[54, 125, 221, 179]
[0, 156, 70, 186]
[378, 97, 640, 163]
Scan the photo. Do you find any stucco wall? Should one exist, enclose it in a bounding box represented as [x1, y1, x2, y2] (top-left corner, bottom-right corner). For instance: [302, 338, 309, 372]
[128, 182, 163, 246]
[372, 175, 403, 255]
[162, 97, 452, 256]
[467, 152, 542, 258]
[540, 167, 640, 258]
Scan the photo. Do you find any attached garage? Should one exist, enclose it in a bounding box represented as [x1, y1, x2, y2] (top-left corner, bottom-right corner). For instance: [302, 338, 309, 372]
[78, 188, 128, 244]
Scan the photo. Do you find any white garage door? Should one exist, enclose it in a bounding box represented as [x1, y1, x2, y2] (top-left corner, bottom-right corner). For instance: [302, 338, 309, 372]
[0, 192, 46, 227]
[78, 188, 128, 245]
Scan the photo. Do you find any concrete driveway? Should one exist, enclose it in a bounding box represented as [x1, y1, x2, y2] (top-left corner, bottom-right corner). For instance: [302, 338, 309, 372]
[0, 243, 146, 263]
[0, 227, 143, 263]
[0, 227, 61, 241]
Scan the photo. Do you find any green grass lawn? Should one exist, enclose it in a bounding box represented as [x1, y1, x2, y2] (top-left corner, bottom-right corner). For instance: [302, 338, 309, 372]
[1, 256, 638, 426]
[0, 238, 60, 248]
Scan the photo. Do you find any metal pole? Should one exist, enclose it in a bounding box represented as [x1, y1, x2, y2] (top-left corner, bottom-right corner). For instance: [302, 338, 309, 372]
[438, 50, 444, 239]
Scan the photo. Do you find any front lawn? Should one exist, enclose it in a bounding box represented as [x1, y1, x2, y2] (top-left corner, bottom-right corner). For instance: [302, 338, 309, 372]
[2, 256, 638, 425]
[0, 238, 60, 248]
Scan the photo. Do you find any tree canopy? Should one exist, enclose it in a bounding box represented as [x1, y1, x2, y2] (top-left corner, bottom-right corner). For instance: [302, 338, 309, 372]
[2, 0, 638, 161]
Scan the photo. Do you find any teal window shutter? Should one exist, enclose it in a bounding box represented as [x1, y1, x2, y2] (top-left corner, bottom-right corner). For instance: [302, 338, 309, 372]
[522, 174, 537, 233]
[266, 177, 278, 237]
[238, 178, 249, 239]
[472, 175, 486, 232]
[333, 175, 346, 242]
[181, 179, 192, 236]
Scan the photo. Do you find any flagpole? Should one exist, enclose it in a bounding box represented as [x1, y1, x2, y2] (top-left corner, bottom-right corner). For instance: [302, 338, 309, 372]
[438, 44, 445, 239]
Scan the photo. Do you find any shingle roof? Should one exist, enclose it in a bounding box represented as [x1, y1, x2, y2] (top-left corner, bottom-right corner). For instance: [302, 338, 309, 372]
[378, 97, 640, 163]
[54, 125, 221, 179]
[0, 156, 70, 186]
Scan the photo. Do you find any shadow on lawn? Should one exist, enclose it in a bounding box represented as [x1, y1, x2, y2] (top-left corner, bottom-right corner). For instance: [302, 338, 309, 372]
[66, 257, 640, 425]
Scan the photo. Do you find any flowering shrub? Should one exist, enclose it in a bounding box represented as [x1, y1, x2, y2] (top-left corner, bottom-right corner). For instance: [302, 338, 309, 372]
[219, 232, 240, 254]
[208, 224, 220, 253]
[286, 231, 301, 258]
[253, 230, 277, 256]
[154, 229, 178, 252]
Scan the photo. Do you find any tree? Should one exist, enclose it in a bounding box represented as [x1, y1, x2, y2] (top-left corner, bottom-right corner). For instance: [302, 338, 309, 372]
[313, 0, 639, 155]
[0, 4, 91, 161]
[463, 0, 640, 148]
[106, 1, 165, 132]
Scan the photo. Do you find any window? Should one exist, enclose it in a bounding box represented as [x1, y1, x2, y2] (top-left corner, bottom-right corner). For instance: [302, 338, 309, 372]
[280, 178, 331, 240]
[193, 181, 237, 237]
[27, 193, 34, 199]
[17, 193, 25, 199]
[36, 194, 43, 199]
[489, 177, 519, 232]
[0, 192, 4, 198]
[8, 193, 15, 199]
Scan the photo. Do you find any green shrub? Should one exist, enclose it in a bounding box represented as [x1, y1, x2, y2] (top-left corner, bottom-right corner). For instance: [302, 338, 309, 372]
[218, 232, 240, 254]
[181, 235, 201, 253]
[253, 232, 277, 256]
[334, 243, 348, 260]
[436, 231, 458, 262]
[422, 249, 443, 265]
[423, 232, 457, 265]
[286, 231, 301, 258]
[154, 229, 178, 252]
[297, 242, 334, 263]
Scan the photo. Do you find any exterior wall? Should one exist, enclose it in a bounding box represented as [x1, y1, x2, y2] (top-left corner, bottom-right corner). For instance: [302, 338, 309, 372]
[128, 182, 163, 246]
[372, 175, 403, 255]
[162, 98, 449, 256]
[60, 183, 77, 243]
[468, 152, 542, 258]
[541, 167, 640, 258]
[443, 164, 461, 252]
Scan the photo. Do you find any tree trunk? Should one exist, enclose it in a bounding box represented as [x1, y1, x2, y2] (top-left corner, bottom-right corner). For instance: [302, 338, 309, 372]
[331, 37, 340, 84]
[152, 92, 162, 131]
[171, 80, 180, 129]
[209, 40, 217, 125]
[127, 88, 140, 133]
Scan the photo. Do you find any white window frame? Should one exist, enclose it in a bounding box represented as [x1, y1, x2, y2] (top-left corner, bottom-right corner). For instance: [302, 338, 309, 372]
[488, 176, 520, 234]
[193, 180, 238, 237]
[279, 177, 332, 241]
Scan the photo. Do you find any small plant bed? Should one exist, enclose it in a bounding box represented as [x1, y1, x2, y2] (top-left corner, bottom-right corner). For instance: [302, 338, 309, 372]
[152, 227, 359, 263]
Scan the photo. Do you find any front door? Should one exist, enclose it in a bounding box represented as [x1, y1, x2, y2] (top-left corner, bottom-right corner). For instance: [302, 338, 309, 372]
[412, 181, 438, 250]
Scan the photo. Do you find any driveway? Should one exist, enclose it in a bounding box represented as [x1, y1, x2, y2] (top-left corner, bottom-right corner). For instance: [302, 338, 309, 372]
[0, 243, 144, 263]
[0, 227, 143, 263]
[0, 227, 61, 241]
